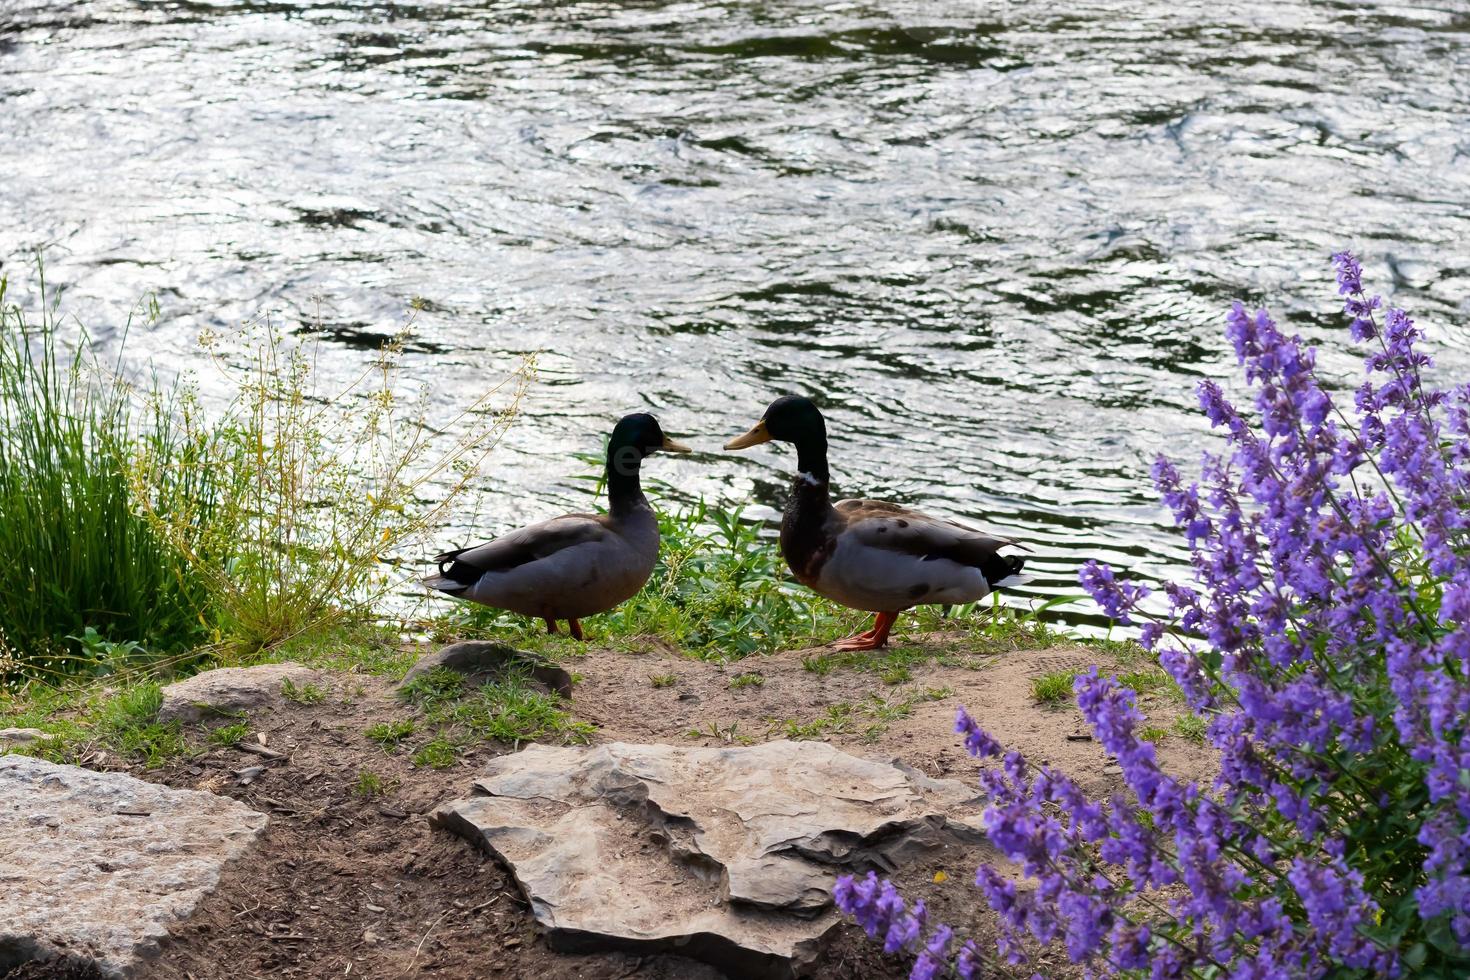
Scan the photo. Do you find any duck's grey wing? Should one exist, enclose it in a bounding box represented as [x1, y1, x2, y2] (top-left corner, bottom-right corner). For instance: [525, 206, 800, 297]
[424, 514, 610, 593]
[833, 499, 1024, 585]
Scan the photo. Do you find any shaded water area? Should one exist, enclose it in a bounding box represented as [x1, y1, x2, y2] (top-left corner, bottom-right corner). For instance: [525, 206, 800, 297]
[3, 0, 1469, 622]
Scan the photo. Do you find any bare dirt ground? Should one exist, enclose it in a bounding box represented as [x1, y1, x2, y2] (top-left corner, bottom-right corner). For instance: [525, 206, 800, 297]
[10, 633, 1215, 980]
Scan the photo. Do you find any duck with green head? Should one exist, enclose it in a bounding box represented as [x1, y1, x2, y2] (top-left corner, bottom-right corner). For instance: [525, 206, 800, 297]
[725, 395, 1025, 650]
[424, 413, 690, 639]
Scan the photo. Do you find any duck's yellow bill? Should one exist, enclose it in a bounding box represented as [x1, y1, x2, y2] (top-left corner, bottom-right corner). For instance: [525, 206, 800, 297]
[724, 420, 772, 450]
[661, 435, 693, 453]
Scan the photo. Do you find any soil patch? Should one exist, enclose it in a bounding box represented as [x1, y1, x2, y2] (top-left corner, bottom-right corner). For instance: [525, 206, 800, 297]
[6, 634, 1213, 979]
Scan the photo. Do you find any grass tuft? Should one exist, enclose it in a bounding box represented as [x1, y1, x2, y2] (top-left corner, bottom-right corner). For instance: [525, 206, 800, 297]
[1031, 669, 1081, 705]
[802, 644, 984, 677]
[354, 769, 398, 798]
[94, 683, 185, 768]
[1116, 669, 1171, 694]
[684, 719, 754, 745]
[447, 679, 595, 744]
[399, 668, 464, 710]
[770, 686, 953, 741]
[208, 721, 250, 747]
[412, 736, 458, 770]
[1, 258, 530, 681]
[773, 704, 853, 740]
[280, 677, 326, 705]
[879, 665, 912, 685]
[399, 664, 591, 764]
[1173, 713, 1207, 743]
[365, 718, 415, 751]
[133, 312, 532, 658]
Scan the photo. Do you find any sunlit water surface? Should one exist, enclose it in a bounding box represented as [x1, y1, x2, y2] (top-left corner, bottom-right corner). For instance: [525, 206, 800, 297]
[3, 0, 1469, 624]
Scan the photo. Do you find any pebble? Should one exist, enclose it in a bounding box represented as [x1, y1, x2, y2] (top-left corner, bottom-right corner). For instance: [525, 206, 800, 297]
[236, 766, 266, 786]
[365, 904, 385, 913]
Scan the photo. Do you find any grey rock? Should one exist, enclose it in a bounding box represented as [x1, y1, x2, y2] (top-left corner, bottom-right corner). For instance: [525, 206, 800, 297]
[401, 641, 573, 699]
[0, 755, 267, 977]
[433, 740, 986, 979]
[158, 663, 324, 724]
[723, 855, 833, 915]
[0, 727, 56, 747]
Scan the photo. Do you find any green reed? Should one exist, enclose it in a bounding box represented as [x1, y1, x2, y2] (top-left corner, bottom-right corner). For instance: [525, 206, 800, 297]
[0, 269, 215, 681]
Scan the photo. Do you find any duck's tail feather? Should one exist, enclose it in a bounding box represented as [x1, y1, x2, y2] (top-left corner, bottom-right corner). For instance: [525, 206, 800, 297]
[981, 553, 1026, 588]
[432, 547, 465, 567]
[423, 573, 470, 594]
[423, 548, 481, 593]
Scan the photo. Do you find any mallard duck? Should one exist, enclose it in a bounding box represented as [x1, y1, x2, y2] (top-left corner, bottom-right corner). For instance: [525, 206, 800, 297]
[424, 413, 690, 640]
[725, 395, 1025, 650]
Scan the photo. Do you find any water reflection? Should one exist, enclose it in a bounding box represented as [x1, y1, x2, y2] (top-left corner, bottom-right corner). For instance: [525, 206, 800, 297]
[2, 0, 1468, 622]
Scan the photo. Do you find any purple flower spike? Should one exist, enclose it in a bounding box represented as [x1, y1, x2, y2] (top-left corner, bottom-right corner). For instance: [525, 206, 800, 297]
[1080, 560, 1149, 624]
[955, 706, 1003, 758]
[1331, 250, 1364, 295]
[833, 254, 1468, 978]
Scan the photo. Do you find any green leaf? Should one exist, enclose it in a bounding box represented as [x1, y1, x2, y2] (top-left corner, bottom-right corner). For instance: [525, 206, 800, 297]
[1405, 943, 1428, 970]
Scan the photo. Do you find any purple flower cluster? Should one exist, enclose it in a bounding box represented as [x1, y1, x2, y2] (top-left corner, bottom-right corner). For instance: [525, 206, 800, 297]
[833, 255, 1470, 976]
[1079, 561, 1149, 625]
[969, 673, 1391, 976]
[833, 871, 977, 980]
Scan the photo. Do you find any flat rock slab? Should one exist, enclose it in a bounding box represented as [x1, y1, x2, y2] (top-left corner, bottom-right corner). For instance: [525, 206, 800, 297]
[0, 755, 267, 977]
[158, 663, 324, 723]
[0, 728, 57, 747]
[433, 740, 984, 979]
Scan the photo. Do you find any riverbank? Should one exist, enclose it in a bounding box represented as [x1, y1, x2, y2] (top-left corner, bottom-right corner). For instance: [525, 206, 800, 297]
[1, 629, 1211, 979]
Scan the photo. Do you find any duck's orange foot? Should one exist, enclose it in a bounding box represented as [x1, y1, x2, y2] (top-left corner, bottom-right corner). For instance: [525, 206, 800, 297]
[832, 633, 887, 651]
[831, 611, 897, 651]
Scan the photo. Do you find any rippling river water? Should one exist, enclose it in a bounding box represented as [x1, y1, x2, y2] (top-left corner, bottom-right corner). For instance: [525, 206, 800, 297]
[3, 1, 1469, 618]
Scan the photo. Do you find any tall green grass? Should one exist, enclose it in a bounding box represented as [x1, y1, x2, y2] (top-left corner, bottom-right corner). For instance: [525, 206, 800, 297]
[134, 318, 531, 655]
[0, 270, 216, 680]
[1, 261, 531, 683]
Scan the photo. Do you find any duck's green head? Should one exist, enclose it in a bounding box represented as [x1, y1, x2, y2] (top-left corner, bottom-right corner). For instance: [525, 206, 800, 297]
[724, 395, 826, 451]
[608, 413, 691, 473]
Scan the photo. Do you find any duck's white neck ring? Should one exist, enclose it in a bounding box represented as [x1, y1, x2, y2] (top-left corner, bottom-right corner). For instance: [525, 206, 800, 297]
[796, 471, 824, 487]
